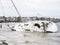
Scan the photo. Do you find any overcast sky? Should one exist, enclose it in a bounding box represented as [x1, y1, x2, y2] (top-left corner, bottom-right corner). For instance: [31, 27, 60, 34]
[0, 0, 60, 18]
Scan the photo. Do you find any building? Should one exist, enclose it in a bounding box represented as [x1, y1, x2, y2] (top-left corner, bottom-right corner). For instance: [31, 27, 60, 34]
[0, 16, 5, 22]
[6, 17, 18, 22]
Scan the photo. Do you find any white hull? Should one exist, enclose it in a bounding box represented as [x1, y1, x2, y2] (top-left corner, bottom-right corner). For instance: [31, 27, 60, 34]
[12, 20, 58, 33]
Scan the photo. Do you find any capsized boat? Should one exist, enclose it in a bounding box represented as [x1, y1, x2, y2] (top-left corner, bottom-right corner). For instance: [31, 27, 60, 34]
[6, 0, 57, 33]
[12, 20, 58, 33]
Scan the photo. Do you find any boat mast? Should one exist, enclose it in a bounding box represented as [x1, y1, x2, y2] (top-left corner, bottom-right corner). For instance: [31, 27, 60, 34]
[11, 0, 22, 22]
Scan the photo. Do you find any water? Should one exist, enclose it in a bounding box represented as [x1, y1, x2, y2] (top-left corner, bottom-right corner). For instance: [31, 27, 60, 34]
[0, 22, 60, 45]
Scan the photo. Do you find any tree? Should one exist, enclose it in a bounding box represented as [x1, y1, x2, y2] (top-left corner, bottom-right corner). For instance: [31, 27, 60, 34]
[40, 17, 45, 20]
[17, 16, 21, 22]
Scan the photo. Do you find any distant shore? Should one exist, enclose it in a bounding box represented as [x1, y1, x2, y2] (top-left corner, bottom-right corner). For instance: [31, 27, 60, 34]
[0, 16, 60, 23]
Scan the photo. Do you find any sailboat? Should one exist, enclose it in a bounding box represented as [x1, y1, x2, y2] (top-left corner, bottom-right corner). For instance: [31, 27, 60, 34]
[1, 0, 57, 33]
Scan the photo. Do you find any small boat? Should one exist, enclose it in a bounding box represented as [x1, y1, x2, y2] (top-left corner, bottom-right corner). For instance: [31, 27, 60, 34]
[12, 20, 58, 33]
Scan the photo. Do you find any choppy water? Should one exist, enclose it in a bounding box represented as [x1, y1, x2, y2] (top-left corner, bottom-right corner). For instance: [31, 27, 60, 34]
[0, 22, 60, 45]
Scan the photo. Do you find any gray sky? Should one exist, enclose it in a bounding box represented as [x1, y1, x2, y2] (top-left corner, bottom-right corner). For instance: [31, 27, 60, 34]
[0, 0, 60, 18]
